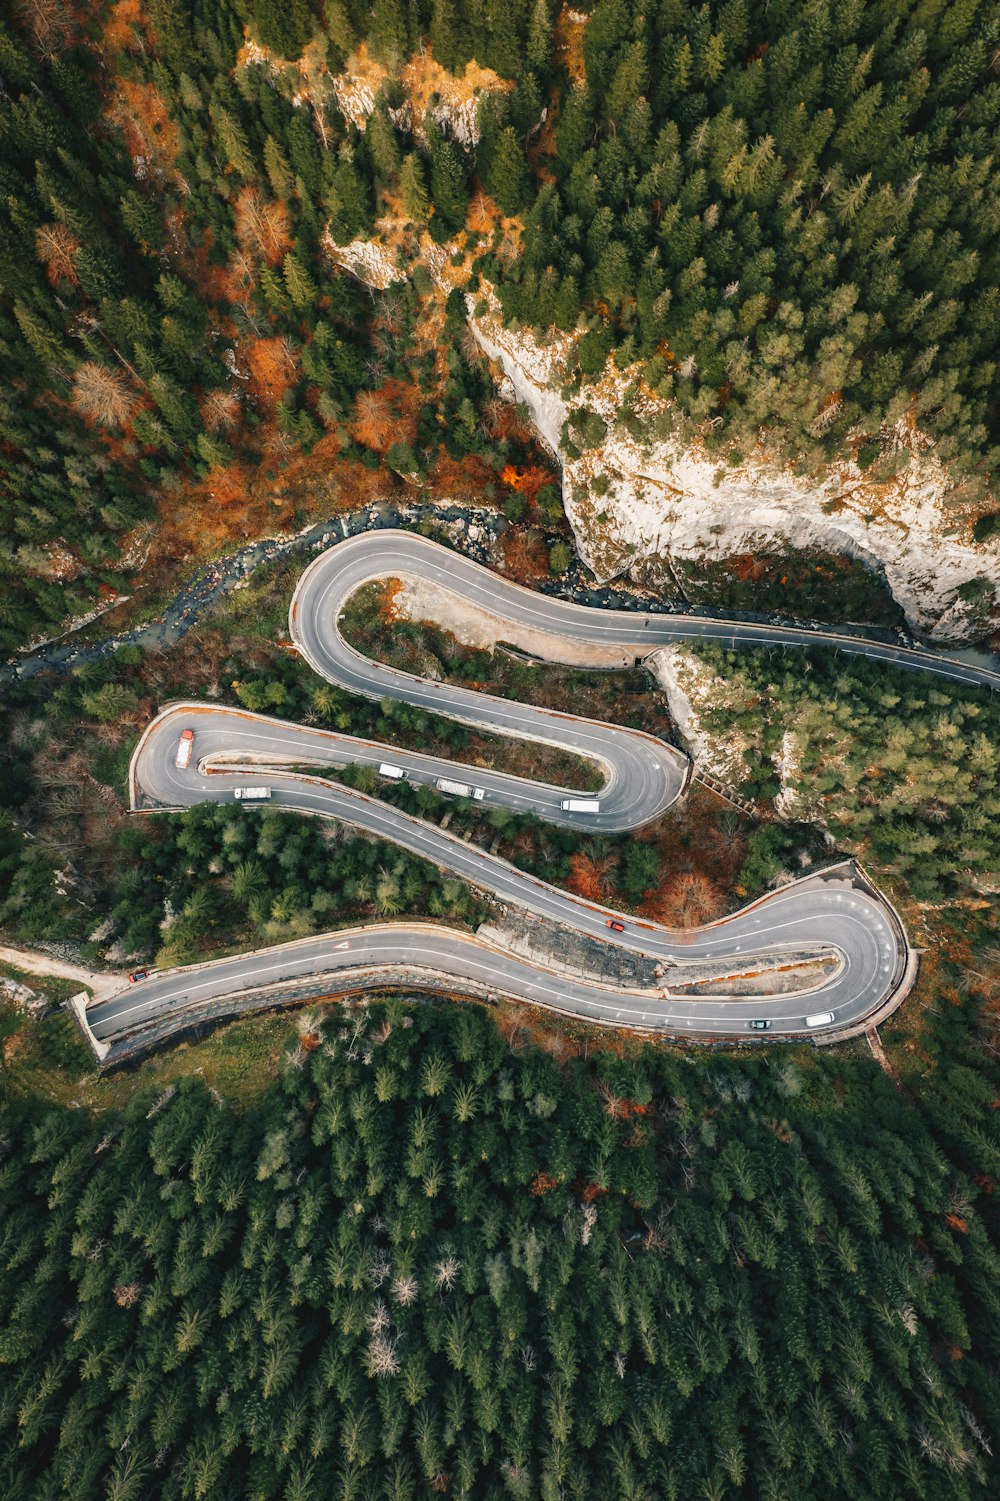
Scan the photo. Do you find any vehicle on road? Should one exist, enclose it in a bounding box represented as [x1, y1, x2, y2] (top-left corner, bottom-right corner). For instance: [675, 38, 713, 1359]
[435, 776, 486, 800]
[233, 787, 271, 800]
[749, 1019, 771, 1031]
[174, 728, 195, 769]
[128, 969, 151, 984]
[107, 532, 923, 1053]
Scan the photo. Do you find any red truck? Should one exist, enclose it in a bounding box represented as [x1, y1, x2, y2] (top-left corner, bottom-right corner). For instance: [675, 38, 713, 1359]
[175, 728, 195, 770]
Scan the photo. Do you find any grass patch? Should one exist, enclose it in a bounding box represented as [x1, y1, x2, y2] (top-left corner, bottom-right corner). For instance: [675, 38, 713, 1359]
[89, 735, 139, 789]
[3, 1000, 303, 1116]
[0, 959, 87, 1007]
[211, 555, 305, 643]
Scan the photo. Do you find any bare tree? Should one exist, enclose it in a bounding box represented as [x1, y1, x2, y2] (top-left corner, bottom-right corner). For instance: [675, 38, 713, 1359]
[72, 362, 138, 430]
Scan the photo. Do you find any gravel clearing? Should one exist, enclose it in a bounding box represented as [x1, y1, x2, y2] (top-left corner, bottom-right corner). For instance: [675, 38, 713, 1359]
[395, 574, 638, 669]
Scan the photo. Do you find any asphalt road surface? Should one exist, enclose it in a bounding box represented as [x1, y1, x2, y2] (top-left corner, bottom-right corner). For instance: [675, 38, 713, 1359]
[89, 529, 955, 1053]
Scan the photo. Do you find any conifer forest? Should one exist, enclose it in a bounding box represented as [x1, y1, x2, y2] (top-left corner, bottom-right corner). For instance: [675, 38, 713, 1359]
[2, 1, 1000, 1499]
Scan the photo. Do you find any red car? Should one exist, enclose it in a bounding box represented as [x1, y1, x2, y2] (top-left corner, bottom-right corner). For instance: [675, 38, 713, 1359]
[606, 919, 626, 933]
[128, 969, 150, 984]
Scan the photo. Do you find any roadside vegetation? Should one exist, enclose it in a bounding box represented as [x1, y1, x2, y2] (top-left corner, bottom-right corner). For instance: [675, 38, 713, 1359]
[1, 542, 797, 975]
[661, 550, 906, 630]
[1, 996, 299, 1114]
[334, 765, 780, 929]
[339, 579, 668, 744]
[6, 555, 993, 982]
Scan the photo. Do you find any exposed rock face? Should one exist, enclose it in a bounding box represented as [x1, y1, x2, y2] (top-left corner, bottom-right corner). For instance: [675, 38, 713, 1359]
[471, 309, 1000, 642]
[331, 49, 509, 149]
[322, 234, 405, 291]
[323, 210, 998, 641]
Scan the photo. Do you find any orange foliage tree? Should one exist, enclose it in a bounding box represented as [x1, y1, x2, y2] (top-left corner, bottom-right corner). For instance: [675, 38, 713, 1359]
[71, 362, 138, 430]
[501, 528, 549, 581]
[566, 850, 617, 902]
[349, 381, 419, 456]
[35, 222, 79, 287]
[200, 388, 242, 434]
[234, 188, 292, 266]
[646, 870, 724, 928]
[14, 0, 76, 59]
[244, 336, 296, 412]
[350, 390, 396, 453]
[500, 463, 553, 504]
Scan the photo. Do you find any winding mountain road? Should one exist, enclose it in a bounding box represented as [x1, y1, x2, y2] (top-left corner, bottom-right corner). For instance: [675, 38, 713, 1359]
[82, 528, 991, 1057]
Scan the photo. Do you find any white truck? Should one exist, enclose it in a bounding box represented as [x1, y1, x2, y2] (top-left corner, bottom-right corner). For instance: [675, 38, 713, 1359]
[234, 787, 272, 801]
[435, 777, 486, 800]
[378, 763, 406, 780]
[174, 728, 194, 770]
[560, 798, 601, 813]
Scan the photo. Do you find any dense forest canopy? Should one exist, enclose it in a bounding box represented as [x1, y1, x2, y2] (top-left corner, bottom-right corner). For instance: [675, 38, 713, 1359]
[2, 7, 1000, 1493]
[2, 1000, 1000, 1500]
[1, 0, 999, 650]
[689, 645, 1000, 902]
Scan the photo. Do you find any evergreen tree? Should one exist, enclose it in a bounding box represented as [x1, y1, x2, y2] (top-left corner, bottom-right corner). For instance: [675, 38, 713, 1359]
[367, 0, 410, 64]
[427, 121, 469, 234]
[430, 0, 468, 74]
[366, 106, 402, 187]
[399, 153, 430, 222]
[486, 127, 530, 216]
[248, 0, 317, 56]
[526, 0, 553, 72]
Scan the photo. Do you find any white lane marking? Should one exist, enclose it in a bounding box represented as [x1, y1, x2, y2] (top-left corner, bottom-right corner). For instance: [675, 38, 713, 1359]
[126, 535, 914, 1036]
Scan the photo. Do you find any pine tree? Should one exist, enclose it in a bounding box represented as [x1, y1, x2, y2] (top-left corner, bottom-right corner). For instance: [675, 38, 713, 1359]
[526, 0, 552, 72]
[399, 154, 430, 223]
[283, 249, 318, 310]
[212, 105, 257, 182]
[263, 136, 296, 199]
[366, 107, 401, 187]
[486, 128, 529, 216]
[249, 0, 316, 56]
[430, 0, 467, 74]
[368, 0, 410, 65]
[427, 123, 469, 233]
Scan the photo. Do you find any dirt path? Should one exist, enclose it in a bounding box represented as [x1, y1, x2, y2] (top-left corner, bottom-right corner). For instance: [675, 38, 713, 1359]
[0, 945, 123, 1000]
[865, 1025, 901, 1084]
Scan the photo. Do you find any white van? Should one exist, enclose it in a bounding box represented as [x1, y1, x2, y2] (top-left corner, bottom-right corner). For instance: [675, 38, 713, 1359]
[378, 763, 406, 780]
[805, 1012, 835, 1028]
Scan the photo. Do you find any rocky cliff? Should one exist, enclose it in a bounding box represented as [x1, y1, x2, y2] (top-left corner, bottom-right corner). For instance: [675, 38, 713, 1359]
[471, 308, 1000, 642]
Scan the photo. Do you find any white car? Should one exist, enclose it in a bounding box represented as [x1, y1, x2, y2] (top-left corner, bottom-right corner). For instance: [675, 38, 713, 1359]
[805, 1012, 835, 1028]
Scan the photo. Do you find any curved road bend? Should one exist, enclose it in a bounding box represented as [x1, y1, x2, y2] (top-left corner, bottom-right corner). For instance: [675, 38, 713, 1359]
[94, 530, 936, 1050]
[291, 531, 1000, 694]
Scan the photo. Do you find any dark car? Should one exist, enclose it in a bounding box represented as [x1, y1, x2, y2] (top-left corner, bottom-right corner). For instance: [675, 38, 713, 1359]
[606, 919, 626, 933]
[128, 969, 150, 984]
[749, 1019, 770, 1031]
